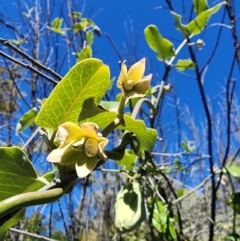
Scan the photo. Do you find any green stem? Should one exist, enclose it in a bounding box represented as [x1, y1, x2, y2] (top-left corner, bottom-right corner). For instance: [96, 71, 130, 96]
[0, 188, 64, 219]
[101, 95, 127, 137]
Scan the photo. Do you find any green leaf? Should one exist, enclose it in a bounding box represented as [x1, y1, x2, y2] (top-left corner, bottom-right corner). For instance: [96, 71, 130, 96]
[224, 233, 240, 241]
[152, 200, 176, 240]
[144, 24, 175, 61]
[172, 2, 226, 36]
[0, 209, 25, 240]
[16, 107, 38, 133]
[71, 11, 82, 19]
[176, 188, 186, 198]
[193, 0, 208, 15]
[86, 31, 94, 45]
[0, 147, 48, 201]
[227, 192, 240, 214]
[123, 115, 157, 155]
[117, 149, 136, 170]
[99, 100, 120, 112]
[175, 59, 196, 71]
[226, 164, 240, 178]
[35, 58, 110, 129]
[0, 147, 52, 233]
[51, 17, 63, 29]
[174, 159, 182, 170]
[181, 141, 194, 153]
[76, 45, 92, 62]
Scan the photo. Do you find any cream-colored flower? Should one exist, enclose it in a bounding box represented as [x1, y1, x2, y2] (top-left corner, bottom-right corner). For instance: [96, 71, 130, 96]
[117, 58, 152, 98]
[47, 122, 108, 178]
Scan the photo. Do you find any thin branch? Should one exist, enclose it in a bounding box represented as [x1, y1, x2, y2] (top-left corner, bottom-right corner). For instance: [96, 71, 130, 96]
[0, 38, 62, 80]
[9, 227, 58, 241]
[0, 50, 58, 84]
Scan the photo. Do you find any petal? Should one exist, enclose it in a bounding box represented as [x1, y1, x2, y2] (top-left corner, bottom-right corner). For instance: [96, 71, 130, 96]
[117, 61, 128, 84]
[75, 156, 98, 178]
[133, 74, 152, 93]
[127, 58, 145, 82]
[80, 122, 98, 139]
[72, 138, 86, 151]
[98, 137, 109, 149]
[97, 147, 108, 160]
[47, 141, 76, 165]
[56, 122, 84, 143]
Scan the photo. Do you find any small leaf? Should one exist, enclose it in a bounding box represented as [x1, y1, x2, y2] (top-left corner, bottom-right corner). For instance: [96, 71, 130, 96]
[181, 141, 194, 153]
[226, 164, 240, 178]
[76, 45, 92, 62]
[176, 188, 186, 198]
[117, 149, 136, 170]
[86, 31, 94, 45]
[100, 100, 120, 112]
[144, 24, 175, 61]
[35, 58, 110, 129]
[71, 11, 82, 19]
[193, 0, 209, 15]
[51, 17, 63, 29]
[175, 59, 196, 71]
[172, 2, 226, 36]
[16, 107, 38, 133]
[174, 159, 182, 170]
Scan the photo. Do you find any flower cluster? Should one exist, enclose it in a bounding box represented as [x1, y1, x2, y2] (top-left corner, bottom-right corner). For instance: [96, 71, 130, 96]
[47, 122, 108, 178]
[117, 58, 152, 98]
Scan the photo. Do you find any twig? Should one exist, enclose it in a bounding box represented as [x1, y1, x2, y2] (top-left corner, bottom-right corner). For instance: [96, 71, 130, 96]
[172, 174, 213, 205]
[0, 38, 62, 80]
[9, 227, 58, 241]
[0, 50, 58, 84]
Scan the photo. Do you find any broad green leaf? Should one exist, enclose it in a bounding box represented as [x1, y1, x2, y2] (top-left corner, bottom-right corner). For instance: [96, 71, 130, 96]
[123, 115, 157, 155]
[175, 59, 196, 71]
[194, 0, 208, 15]
[225, 164, 240, 178]
[172, 2, 226, 36]
[0, 146, 49, 201]
[144, 25, 175, 61]
[117, 149, 136, 170]
[16, 107, 38, 133]
[76, 45, 92, 62]
[35, 58, 110, 129]
[86, 31, 94, 45]
[0, 147, 53, 232]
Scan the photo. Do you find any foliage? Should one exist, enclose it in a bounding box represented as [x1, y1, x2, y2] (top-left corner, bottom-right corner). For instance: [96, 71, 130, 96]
[0, 0, 239, 240]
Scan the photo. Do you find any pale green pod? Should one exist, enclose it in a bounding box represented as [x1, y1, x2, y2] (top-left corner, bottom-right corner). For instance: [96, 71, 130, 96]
[114, 182, 146, 232]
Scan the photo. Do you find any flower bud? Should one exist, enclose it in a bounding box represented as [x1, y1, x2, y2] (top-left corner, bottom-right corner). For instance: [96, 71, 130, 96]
[123, 80, 134, 91]
[84, 138, 99, 157]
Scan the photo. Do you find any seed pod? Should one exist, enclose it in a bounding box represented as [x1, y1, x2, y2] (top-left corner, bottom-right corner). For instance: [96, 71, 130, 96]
[123, 80, 134, 91]
[84, 138, 99, 157]
[114, 182, 146, 232]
